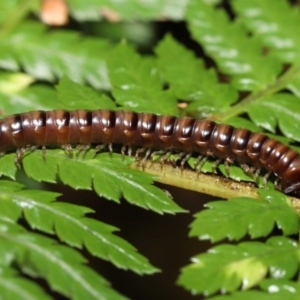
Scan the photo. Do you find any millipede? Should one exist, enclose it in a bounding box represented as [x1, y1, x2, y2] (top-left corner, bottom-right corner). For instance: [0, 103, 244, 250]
[0, 109, 299, 195]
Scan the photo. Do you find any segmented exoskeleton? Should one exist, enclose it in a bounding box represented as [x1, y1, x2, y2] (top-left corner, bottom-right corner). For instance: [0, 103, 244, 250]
[0, 110, 299, 194]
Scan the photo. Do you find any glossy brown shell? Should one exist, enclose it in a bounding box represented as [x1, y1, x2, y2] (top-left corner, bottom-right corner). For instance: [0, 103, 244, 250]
[0, 110, 299, 194]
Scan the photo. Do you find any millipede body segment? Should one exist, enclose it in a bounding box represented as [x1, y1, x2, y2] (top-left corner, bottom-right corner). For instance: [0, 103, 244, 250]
[0, 110, 299, 194]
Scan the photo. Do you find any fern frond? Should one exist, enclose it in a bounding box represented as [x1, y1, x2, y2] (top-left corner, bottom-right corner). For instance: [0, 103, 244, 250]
[0, 71, 57, 114]
[186, 0, 282, 91]
[247, 93, 300, 141]
[57, 77, 116, 110]
[0, 268, 53, 300]
[0, 1, 22, 25]
[232, 0, 300, 64]
[189, 189, 299, 242]
[223, 0, 300, 137]
[155, 34, 238, 117]
[0, 21, 112, 89]
[209, 279, 300, 300]
[66, 0, 188, 21]
[178, 236, 299, 296]
[0, 71, 33, 93]
[107, 42, 178, 114]
[0, 151, 185, 214]
[0, 180, 159, 274]
[0, 220, 127, 300]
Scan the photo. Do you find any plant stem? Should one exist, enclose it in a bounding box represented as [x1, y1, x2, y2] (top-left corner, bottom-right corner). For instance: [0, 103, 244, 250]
[219, 64, 300, 121]
[0, 0, 35, 39]
[130, 161, 300, 214]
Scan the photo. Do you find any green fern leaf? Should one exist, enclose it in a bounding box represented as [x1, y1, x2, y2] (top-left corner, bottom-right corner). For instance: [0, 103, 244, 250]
[247, 93, 300, 141]
[57, 77, 116, 110]
[66, 0, 188, 21]
[209, 291, 278, 300]
[0, 1, 22, 25]
[209, 279, 300, 299]
[186, 0, 282, 91]
[178, 236, 299, 296]
[0, 71, 33, 94]
[155, 34, 238, 117]
[107, 42, 178, 114]
[259, 279, 300, 298]
[0, 84, 56, 115]
[0, 71, 56, 114]
[0, 154, 17, 180]
[0, 150, 185, 214]
[0, 268, 53, 300]
[0, 21, 112, 89]
[223, 117, 261, 132]
[0, 180, 159, 274]
[0, 220, 127, 300]
[189, 189, 299, 242]
[232, 0, 300, 64]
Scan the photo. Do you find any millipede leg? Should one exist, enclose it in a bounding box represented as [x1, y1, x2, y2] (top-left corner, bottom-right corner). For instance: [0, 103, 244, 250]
[141, 149, 152, 170]
[108, 143, 113, 157]
[193, 155, 203, 169]
[180, 153, 192, 170]
[156, 151, 172, 170]
[263, 171, 271, 187]
[82, 145, 91, 158]
[224, 157, 234, 177]
[254, 168, 261, 182]
[241, 164, 256, 176]
[42, 146, 46, 161]
[135, 148, 146, 160]
[127, 146, 133, 157]
[212, 159, 221, 174]
[150, 150, 166, 161]
[62, 144, 73, 158]
[224, 161, 229, 177]
[76, 144, 91, 159]
[93, 144, 106, 157]
[274, 178, 282, 191]
[28, 145, 37, 151]
[173, 152, 185, 161]
[84, 145, 91, 158]
[241, 164, 250, 173]
[158, 151, 172, 166]
[121, 145, 126, 161]
[195, 156, 208, 174]
[15, 148, 26, 168]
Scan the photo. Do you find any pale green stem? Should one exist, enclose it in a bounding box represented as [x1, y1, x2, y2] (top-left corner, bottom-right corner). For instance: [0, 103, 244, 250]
[130, 161, 300, 214]
[219, 64, 300, 121]
[0, 0, 35, 39]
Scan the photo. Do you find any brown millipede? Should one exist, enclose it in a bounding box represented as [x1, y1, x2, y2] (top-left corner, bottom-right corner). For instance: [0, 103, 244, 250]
[0, 109, 299, 195]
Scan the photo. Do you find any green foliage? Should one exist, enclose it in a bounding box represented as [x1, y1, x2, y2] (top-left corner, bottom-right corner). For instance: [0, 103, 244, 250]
[0, 268, 53, 300]
[107, 42, 178, 114]
[155, 34, 238, 117]
[0, 219, 127, 300]
[190, 189, 299, 242]
[186, 0, 282, 91]
[0, 71, 56, 114]
[0, 0, 300, 299]
[57, 77, 116, 110]
[232, 0, 300, 64]
[0, 180, 159, 274]
[0, 150, 184, 214]
[248, 93, 300, 140]
[66, 0, 188, 21]
[178, 236, 299, 295]
[0, 21, 113, 89]
[209, 279, 300, 300]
